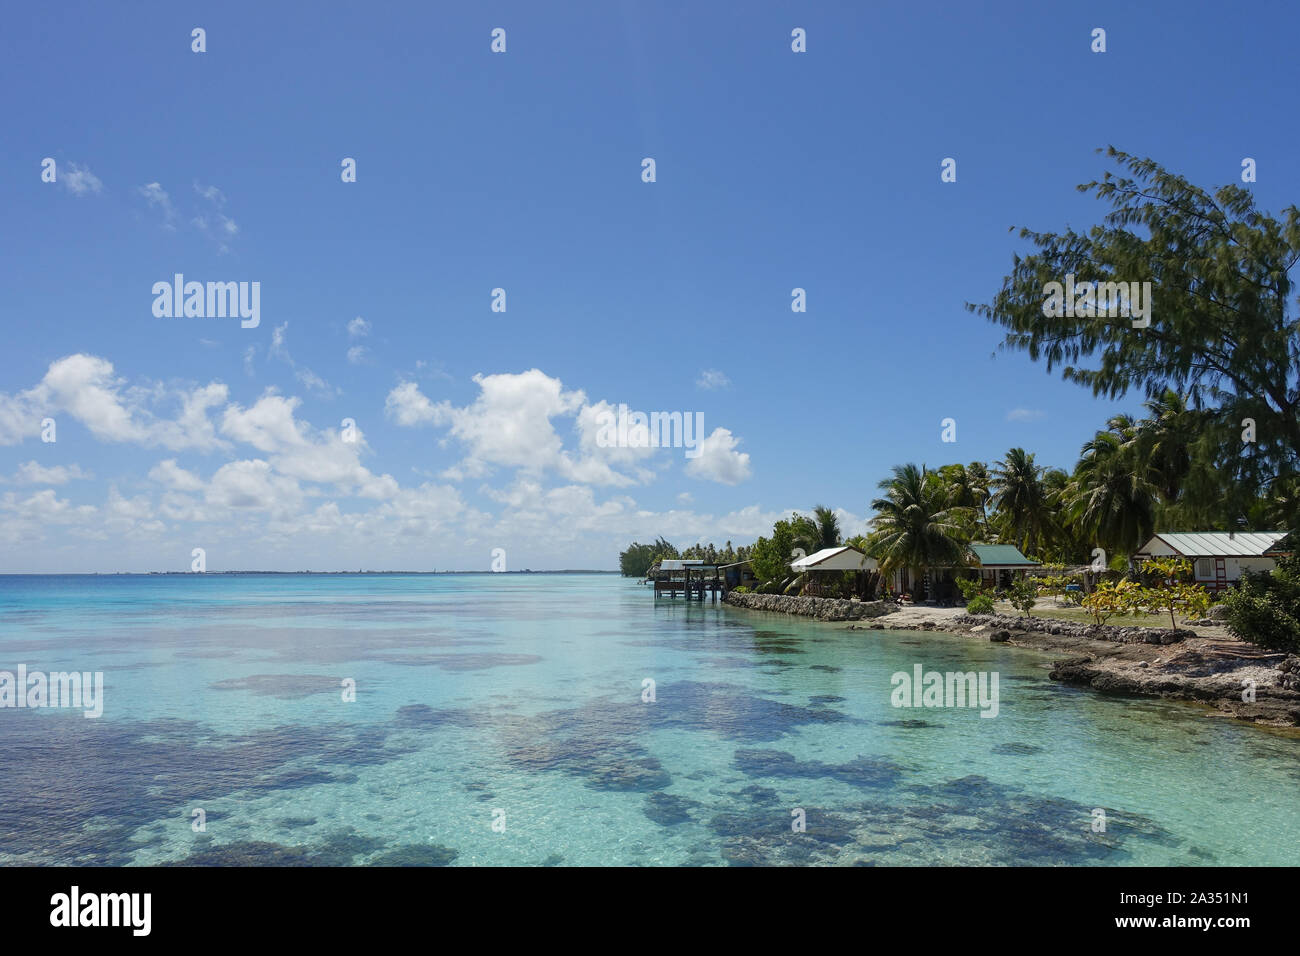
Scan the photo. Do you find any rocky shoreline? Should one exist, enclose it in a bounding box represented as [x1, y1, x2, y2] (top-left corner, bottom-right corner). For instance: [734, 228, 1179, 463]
[723, 591, 895, 621]
[723, 592, 1300, 729]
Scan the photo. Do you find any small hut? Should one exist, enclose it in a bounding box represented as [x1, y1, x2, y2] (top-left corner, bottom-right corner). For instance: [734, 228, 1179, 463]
[790, 546, 879, 597]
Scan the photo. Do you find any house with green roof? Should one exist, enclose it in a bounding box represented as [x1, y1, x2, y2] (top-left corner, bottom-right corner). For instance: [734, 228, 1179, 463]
[965, 543, 1042, 589]
[885, 542, 1039, 600]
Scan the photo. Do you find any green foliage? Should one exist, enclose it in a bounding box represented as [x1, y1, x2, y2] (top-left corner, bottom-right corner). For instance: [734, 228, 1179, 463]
[731, 586, 751, 594]
[1008, 577, 1039, 616]
[990, 449, 1056, 558]
[619, 540, 674, 577]
[750, 519, 796, 585]
[621, 538, 750, 576]
[966, 593, 995, 615]
[956, 577, 983, 601]
[969, 148, 1300, 530]
[1080, 579, 1142, 626]
[868, 464, 970, 582]
[1221, 555, 1300, 653]
[1138, 581, 1210, 632]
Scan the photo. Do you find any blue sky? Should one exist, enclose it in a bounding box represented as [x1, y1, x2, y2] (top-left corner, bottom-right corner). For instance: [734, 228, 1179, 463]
[2, 0, 1296, 571]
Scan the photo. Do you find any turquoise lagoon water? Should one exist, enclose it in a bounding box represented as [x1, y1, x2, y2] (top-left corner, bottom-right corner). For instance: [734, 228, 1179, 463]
[0, 572, 1296, 866]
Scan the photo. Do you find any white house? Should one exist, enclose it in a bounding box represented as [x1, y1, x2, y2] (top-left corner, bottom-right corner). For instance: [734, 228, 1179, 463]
[1134, 531, 1288, 591]
[790, 546, 879, 574]
[790, 546, 879, 597]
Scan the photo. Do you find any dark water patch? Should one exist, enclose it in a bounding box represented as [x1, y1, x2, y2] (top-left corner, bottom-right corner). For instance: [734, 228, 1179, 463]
[165, 827, 385, 866]
[393, 703, 480, 729]
[540, 853, 564, 866]
[893, 776, 1181, 864]
[0, 713, 411, 865]
[644, 791, 698, 826]
[276, 816, 318, 830]
[502, 730, 671, 792]
[734, 749, 904, 789]
[880, 718, 941, 729]
[808, 665, 842, 673]
[991, 742, 1043, 756]
[809, 695, 846, 705]
[494, 681, 856, 754]
[483, 682, 843, 791]
[710, 805, 862, 866]
[210, 674, 344, 699]
[368, 844, 458, 866]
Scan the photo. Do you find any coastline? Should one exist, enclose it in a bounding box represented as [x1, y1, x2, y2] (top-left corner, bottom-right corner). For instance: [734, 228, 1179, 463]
[722, 593, 1300, 730]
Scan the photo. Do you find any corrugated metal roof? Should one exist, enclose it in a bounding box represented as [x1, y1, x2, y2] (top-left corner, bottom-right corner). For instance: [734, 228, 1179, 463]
[1144, 531, 1287, 558]
[790, 546, 877, 572]
[658, 559, 710, 571]
[968, 544, 1039, 567]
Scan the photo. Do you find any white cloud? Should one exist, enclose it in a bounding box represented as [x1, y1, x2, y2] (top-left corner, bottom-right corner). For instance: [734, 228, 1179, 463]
[220, 393, 397, 499]
[346, 345, 370, 365]
[685, 428, 752, 485]
[347, 317, 371, 338]
[193, 182, 226, 205]
[268, 323, 336, 397]
[207, 460, 304, 513]
[62, 162, 103, 196]
[137, 182, 177, 226]
[0, 354, 229, 451]
[385, 381, 439, 427]
[1006, 408, 1046, 422]
[2, 461, 91, 485]
[696, 368, 731, 390]
[389, 371, 752, 489]
[148, 459, 205, 493]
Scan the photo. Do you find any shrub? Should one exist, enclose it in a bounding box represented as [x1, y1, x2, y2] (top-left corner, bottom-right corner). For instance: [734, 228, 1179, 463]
[956, 577, 983, 601]
[1080, 579, 1141, 626]
[1137, 557, 1209, 632]
[1008, 577, 1039, 617]
[1221, 555, 1300, 653]
[966, 593, 995, 615]
[731, 586, 751, 594]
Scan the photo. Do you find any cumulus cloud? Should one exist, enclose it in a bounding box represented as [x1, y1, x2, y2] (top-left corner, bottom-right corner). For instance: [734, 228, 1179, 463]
[148, 459, 205, 493]
[2, 461, 91, 485]
[685, 428, 752, 485]
[0, 355, 229, 451]
[387, 370, 747, 488]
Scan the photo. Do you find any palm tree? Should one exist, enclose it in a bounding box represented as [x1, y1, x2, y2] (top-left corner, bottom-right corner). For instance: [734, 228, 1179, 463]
[990, 448, 1054, 557]
[867, 464, 970, 597]
[812, 505, 841, 550]
[1137, 390, 1196, 503]
[1065, 419, 1157, 560]
[941, 462, 993, 539]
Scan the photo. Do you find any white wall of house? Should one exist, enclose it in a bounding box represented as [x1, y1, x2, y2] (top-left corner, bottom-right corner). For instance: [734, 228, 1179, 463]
[1187, 555, 1274, 586]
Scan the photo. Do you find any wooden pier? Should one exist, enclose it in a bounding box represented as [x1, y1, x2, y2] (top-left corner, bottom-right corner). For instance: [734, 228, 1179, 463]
[648, 560, 724, 601]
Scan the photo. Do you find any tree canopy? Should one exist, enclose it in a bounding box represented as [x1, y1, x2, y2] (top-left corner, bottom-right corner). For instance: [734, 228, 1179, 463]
[968, 148, 1300, 525]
